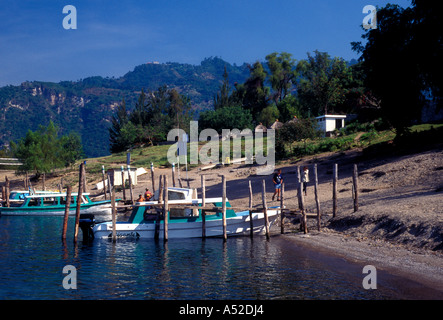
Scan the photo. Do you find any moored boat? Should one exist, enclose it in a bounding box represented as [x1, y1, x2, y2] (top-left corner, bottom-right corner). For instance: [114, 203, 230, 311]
[87, 188, 280, 239]
[0, 193, 116, 216]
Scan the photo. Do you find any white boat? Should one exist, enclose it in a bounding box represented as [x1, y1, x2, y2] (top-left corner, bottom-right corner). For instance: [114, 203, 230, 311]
[86, 188, 280, 240]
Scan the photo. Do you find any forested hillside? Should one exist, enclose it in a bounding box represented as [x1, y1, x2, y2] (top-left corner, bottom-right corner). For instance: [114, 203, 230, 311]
[0, 57, 250, 157]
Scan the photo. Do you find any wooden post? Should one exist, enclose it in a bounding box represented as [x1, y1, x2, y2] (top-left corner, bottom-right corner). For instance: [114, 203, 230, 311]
[61, 185, 72, 242]
[314, 164, 321, 232]
[172, 163, 176, 187]
[163, 175, 169, 242]
[73, 163, 84, 243]
[248, 180, 254, 238]
[128, 165, 134, 204]
[299, 176, 308, 234]
[192, 188, 198, 217]
[154, 176, 162, 240]
[297, 166, 302, 210]
[333, 163, 338, 218]
[280, 182, 285, 234]
[1, 186, 4, 204]
[201, 175, 206, 239]
[222, 175, 227, 242]
[102, 166, 107, 200]
[5, 176, 10, 208]
[150, 163, 156, 194]
[82, 163, 87, 193]
[111, 185, 117, 242]
[107, 173, 112, 199]
[121, 166, 126, 201]
[261, 180, 270, 240]
[353, 164, 359, 212]
[158, 174, 163, 202]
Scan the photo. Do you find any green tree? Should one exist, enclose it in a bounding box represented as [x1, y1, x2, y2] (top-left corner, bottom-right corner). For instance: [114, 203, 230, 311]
[240, 62, 270, 122]
[12, 121, 83, 175]
[351, 1, 442, 134]
[109, 99, 129, 153]
[213, 66, 231, 110]
[198, 105, 253, 133]
[266, 52, 298, 104]
[297, 51, 352, 116]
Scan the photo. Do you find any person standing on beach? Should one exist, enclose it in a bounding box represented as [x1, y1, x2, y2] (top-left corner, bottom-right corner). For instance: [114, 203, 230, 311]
[302, 166, 309, 196]
[272, 169, 283, 201]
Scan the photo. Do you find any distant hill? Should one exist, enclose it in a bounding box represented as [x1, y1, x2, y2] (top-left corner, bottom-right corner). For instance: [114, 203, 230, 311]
[0, 57, 250, 157]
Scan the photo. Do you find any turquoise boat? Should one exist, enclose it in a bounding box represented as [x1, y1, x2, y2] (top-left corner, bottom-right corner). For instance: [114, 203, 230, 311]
[89, 187, 280, 239]
[0, 193, 116, 216]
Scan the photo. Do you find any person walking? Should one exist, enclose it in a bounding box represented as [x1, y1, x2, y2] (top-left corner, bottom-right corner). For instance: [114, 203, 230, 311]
[272, 169, 283, 201]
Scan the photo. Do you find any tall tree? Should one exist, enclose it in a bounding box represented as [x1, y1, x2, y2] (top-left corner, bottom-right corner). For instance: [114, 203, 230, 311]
[241, 61, 270, 122]
[351, 1, 442, 134]
[266, 52, 298, 104]
[109, 99, 129, 153]
[297, 51, 352, 116]
[213, 66, 231, 110]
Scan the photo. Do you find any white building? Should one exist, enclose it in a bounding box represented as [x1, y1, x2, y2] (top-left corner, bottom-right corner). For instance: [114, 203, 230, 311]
[315, 115, 347, 136]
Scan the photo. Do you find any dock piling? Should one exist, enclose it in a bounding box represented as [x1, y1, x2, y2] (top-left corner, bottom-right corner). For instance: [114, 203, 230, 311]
[163, 175, 169, 242]
[222, 175, 227, 242]
[353, 164, 359, 212]
[261, 180, 270, 240]
[73, 163, 84, 243]
[248, 180, 254, 238]
[61, 185, 72, 241]
[201, 175, 206, 239]
[333, 163, 338, 217]
[314, 164, 321, 231]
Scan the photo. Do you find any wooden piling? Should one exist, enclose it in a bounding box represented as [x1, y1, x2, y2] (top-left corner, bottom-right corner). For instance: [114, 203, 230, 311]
[73, 163, 84, 243]
[222, 175, 227, 242]
[299, 176, 308, 234]
[154, 176, 162, 240]
[61, 185, 72, 241]
[248, 180, 254, 238]
[5, 176, 10, 207]
[353, 164, 359, 212]
[128, 165, 134, 204]
[163, 175, 169, 242]
[82, 163, 87, 193]
[297, 166, 302, 210]
[314, 164, 321, 231]
[121, 166, 126, 201]
[150, 163, 156, 194]
[201, 175, 206, 238]
[172, 163, 176, 187]
[280, 182, 285, 234]
[158, 174, 163, 202]
[102, 166, 107, 200]
[111, 185, 117, 242]
[333, 163, 338, 218]
[261, 180, 270, 240]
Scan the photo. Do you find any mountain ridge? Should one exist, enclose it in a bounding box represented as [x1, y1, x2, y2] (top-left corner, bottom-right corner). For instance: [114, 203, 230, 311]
[0, 57, 250, 158]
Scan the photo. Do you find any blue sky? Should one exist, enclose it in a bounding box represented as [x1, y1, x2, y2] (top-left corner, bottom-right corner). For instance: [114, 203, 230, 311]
[0, 0, 412, 87]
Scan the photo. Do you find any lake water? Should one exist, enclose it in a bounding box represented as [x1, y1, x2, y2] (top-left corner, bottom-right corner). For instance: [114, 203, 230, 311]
[0, 215, 440, 300]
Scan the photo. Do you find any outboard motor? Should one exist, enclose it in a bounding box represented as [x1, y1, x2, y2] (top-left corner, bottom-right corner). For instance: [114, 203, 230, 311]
[79, 214, 95, 243]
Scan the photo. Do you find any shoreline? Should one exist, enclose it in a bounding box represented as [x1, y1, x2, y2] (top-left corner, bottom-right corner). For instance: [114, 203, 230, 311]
[280, 229, 443, 297]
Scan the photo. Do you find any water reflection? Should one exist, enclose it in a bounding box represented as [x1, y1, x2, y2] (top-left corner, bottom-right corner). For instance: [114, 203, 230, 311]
[0, 215, 438, 299]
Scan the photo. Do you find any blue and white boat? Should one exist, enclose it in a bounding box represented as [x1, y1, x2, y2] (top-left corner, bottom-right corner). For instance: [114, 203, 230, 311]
[90, 188, 280, 239]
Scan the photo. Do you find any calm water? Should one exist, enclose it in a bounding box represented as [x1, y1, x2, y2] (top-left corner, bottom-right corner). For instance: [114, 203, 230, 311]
[0, 215, 439, 300]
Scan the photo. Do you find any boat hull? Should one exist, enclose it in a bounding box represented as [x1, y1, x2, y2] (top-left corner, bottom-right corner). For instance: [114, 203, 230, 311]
[92, 210, 279, 239]
[0, 204, 112, 216]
